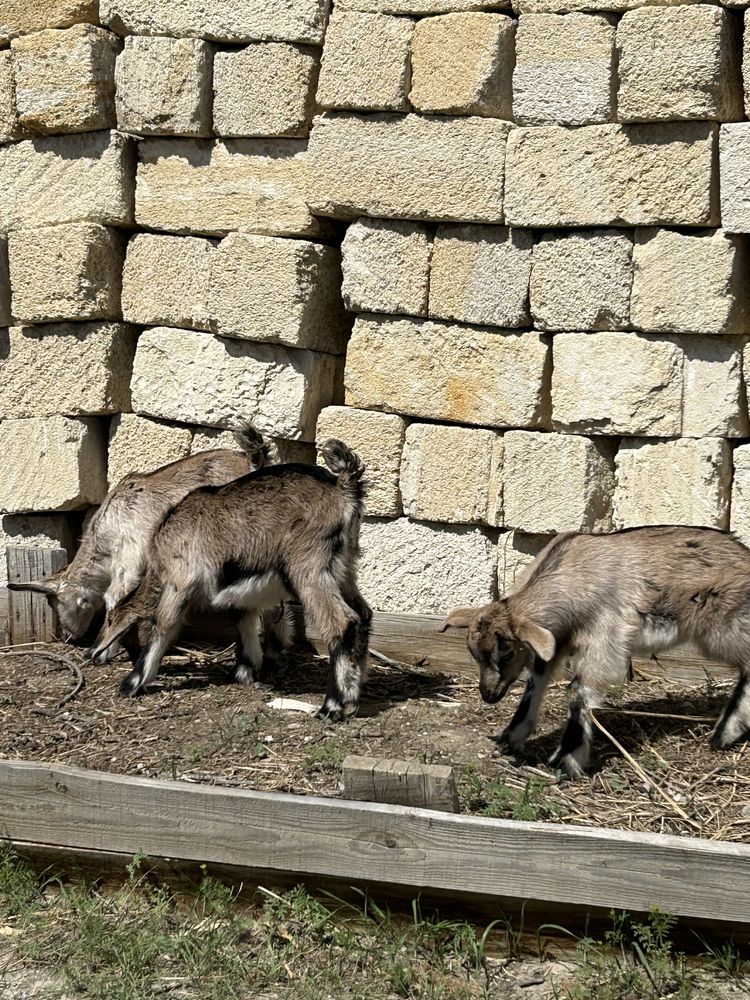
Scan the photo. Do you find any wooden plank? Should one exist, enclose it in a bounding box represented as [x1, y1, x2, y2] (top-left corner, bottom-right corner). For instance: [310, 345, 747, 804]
[6, 547, 67, 645]
[343, 755, 459, 813]
[1, 759, 749, 924]
[0, 586, 9, 647]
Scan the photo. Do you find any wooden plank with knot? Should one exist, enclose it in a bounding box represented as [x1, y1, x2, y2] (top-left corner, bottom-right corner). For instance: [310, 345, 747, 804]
[6, 546, 67, 645]
[342, 755, 460, 813]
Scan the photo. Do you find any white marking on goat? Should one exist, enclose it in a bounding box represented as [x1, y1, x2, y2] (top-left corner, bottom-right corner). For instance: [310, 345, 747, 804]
[211, 572, 291, 611]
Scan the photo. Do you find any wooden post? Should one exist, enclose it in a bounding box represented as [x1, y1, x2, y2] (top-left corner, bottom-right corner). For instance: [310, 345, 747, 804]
[343, 755, 460, 812]
[6, 546, 67, 645]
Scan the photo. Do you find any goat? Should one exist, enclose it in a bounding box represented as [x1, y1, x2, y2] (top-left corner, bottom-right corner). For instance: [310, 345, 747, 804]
[443, 526, 750, 777]
[88, 439, 371, 720]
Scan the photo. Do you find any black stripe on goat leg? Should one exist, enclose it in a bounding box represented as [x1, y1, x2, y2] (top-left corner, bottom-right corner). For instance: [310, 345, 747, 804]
[119, 621, 182, 697]
[710, 671, 750, 749]
[498, 656, 551, 753]
[232, 608, 262, 684]
[319, 619, 360, 722]
[549, 680, 594, 779]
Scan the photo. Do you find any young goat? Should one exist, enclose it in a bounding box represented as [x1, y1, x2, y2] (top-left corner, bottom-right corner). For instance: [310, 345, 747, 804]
[443, 526, 750, 777]
[89, 440, 371, 720]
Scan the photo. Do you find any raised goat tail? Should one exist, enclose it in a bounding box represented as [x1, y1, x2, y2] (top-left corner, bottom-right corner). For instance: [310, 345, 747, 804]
[319, 438, 367, 511]
[230, 419, 277, 469]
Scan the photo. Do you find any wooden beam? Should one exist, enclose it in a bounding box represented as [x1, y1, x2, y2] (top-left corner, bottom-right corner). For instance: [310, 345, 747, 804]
[6, 547, 67, 645]
[0, 586, 9, 647]
[342, 755, 459, 813]
[1, 760, 748, 925]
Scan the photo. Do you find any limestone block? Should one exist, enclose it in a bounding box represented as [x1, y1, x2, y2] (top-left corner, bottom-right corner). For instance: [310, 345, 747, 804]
[341, 218, 431, 316]
[214, 43, 319, 138]
[131, 327, 343, 441]
[681, 337, 749, 439]
[428, 225, 533, 328]
[0, 323, 136, 419]
[400, 423, 503, 526]
[613, 438, 732, 530]
[513, 13, 615, 127]
[8, 223, 124, 324]
[316, 406, 407, 516]
[11, 24, 119, 134]
[122, 233, 215, 331]
[530, 229, 632, 331]
[0, 237, 10, 327]
[108, 414, 193, 485]
[345, 316, 550, 428]
[336, 1, 506, 11]
[358, 517, 496, 614]
[308, 113, 511, 223]
[552, 332, 683, 437]
[514, 0, 701, 12]
[745, 13, 750, 116]
[730, 445, 750, 546]
[0, 514, 76, 585]
[0, 131, 134, 231]
[410, 13, 515, 118]
[504, 123, 717, 227]
[136, 137, 330, 239]
[496, 530, 553, 596]
[101, 0, 331, 44]
[503, 431, 614, 534]
[210, 233, 350, 354]
[0, 416, 107, 512]
[617, 7, 742, 123]
[631, 228, 749, 337]
[0, 50, 21, 143]
[0, 1, 97, 43]
[115, 36, 211, 137]
[316, 11, 412, 112]
[190, 428, 315, 464]
[719, 124, 750, 234]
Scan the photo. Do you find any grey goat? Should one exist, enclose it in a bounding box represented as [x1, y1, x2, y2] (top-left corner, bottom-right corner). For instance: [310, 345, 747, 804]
[443, 526, 750, 777]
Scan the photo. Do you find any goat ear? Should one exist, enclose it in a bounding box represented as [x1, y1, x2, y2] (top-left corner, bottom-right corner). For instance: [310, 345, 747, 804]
[88, 610, 138, 660]
[440, 607, 477, 632]
[7, 577, 61, 596]
[515, 619, 556, 661]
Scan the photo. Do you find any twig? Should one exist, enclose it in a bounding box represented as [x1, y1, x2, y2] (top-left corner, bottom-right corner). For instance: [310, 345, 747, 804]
[597, 707, 715, 723]
[0, 649, 84, 712]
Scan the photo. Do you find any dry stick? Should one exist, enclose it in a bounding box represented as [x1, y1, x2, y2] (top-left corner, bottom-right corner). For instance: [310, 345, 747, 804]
[0, 649, 84, 712]
[597, 707, 715, 723]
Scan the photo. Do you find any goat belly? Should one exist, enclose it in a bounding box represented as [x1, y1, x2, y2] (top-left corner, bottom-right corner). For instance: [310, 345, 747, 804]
[211, 571, 291, 610]
[631, 612, 680, 655]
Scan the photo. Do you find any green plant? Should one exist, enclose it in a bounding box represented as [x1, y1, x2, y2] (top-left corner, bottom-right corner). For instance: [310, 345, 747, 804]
[303, 737, 345, 773]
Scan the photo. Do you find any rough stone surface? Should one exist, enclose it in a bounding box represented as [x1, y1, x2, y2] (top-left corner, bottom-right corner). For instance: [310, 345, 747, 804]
[530, 229, 632, 331]
[504, 123, 718, 227]
[730, 444, 750, 546]
[0, 50, 21, 143]
[631, 228, 749, 336]
[745, 13, 750, 117]
[0, 237, 10, 328]
[101, 0, 331, 45]
[513, 13, 615, 127]
[115, 36, 212, 136]
[131, 327, 343, 441]
[0, 416, 107, 513]
[317, 11, 412, 112]
[336, 0, 507, 11]
[503, 430, 615, 534]
[341, 218, 431, 317]
[617, 7, 742, 123]
[681, 336, 749, 439]
[410, 13, 515, 118]
[496, 530, 553, 596]
[11, 24, 119, 134]
[122, 233, 216, 331]
[400, 423, 503, 526]
[0, 131, 134, 231]
[718, 124, 750, 234]
[345, 316, 550, 429]
[136, 137, 330, 239]
[214, 43, 319, 138]
[358, 517, 496, 614]
[428, 225, 533, 328]
[614, 438, 732, 530]
[308, 113, 512, 223]
[316, 406, 406, 517]
[0, 0, 99, 43]
[0, 323, 136, 420]
[108, 414, 193, 486]
[514, 0, 702, 12]
[191, 428, 315, 464]
[8, 224, 124, 324]
[0, 514, 76, 586]
[210, 234, 349, 354]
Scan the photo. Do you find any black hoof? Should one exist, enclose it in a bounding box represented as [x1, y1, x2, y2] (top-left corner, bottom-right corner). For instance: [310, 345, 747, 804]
[119, 671, 142, 697]
[316, 704, 343, 723]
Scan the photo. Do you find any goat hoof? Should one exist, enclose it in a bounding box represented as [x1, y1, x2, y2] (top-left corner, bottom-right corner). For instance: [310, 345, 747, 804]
[548, 751, 586, 780]
[316, 703, 343, 723]
[496, 727, 524, 754]
[119, 670, 143, 697]
[234, 664, 256, 685]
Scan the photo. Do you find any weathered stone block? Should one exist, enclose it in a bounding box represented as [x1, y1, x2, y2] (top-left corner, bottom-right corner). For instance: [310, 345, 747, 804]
[745, 13, 750, 117]
[505, 123, 717, 227]
[681, 337, 749, 439]
[115, 36, 211, 136]
[503, 431, 615, 534]
[0, 416, 107, 512]
[513, 13, 615, 126]
[730, 444, 750, 546]
[0, 514, 76, 586]
[410, 12, 515, 118]
[214, 43, 319, 138]
[341, 218, 432, 317]
[0, 0, 98, 43]
[617, 7, 742, 123]
[136, 137, 330, 239]
[345, 316, 550, 429]
[359, 517, 496, 614]
[428, 225, 533, 328]
[614, 438, 732, 530]
[316, 406, 407, 517]
[12, 24, 119, 134]
[108, 414, 193, 486]
[210, 233, 350, 353]
[514, 0, 700, 12]
[0, 50, 21, 143]
[497, 530, 553, 596]
[0, 323, 136, 419]
[530, 229, 631, 331]
[631, 228, 749, 337]
[0, 237, 10, 327]
[336, 0, 506, 11]
[8, 223, 124, 324]
[122, 233, 215, 331]
[400, 423, 503, 526]
[0, 131, 134, 231]
[316, 11, 412, 112]
[190, 428, 315, 464]
[308, 113, 511, 223]
[131, 327, 343, 441]
[719, 124, 750, 234]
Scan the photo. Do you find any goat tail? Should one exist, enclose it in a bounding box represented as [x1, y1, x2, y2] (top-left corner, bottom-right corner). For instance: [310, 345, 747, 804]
[230, 419, 277, 469]
[320, 438, 367, 510]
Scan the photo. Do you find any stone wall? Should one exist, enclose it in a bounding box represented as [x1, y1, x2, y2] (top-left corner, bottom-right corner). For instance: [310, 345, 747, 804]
[1, 0, 749, 617]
